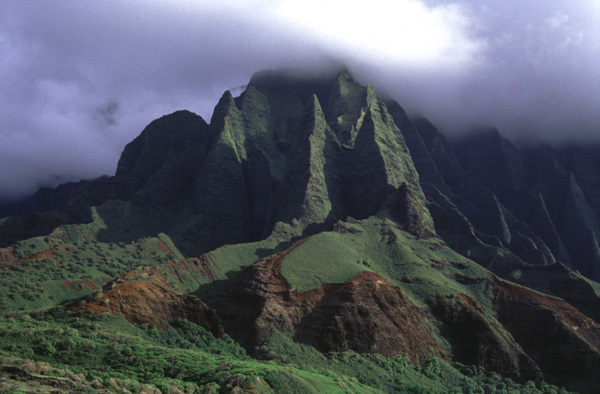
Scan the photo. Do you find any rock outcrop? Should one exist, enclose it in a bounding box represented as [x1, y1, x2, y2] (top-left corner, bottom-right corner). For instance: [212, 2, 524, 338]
[75, 281, 224, 336]
[208, 240, 441, 364]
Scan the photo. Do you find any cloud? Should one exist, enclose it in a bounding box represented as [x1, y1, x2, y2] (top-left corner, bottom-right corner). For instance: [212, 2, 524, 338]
[270, 0, 485, 72]
[0, 1, 598, 199]
[358, 0, 600, 143]
[96, 102, 120, 127]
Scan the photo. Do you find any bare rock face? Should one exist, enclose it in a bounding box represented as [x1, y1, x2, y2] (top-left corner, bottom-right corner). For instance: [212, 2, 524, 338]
[208, 240, 441, 363]
[207, 230, 600, 392]
[74, 281, 223, 337]
[506, 262, 600, 323]
[294, 272, 440, 362]
[207, 240, 305, 350]
[429, 294, 542, 385]
[492, 278, 600, 393]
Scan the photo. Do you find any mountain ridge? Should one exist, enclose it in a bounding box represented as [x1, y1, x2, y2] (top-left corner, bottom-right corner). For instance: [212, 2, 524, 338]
[1, 67, 600, 393]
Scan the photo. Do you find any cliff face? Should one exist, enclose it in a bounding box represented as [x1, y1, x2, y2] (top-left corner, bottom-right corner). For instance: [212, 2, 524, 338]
[2, 68, 600, 393]
[393, 114, 600, 283]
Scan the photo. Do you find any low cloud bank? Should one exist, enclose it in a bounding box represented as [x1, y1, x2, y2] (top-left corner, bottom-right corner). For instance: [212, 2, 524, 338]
[0, 1, 597, 198]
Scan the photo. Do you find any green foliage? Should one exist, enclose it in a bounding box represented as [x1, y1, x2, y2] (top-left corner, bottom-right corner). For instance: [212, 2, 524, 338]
[0, 71, 584, 393]
[359, 258, 373, 267]
[0, 310, 382, 393]
[328, 70, 373, 146]
[281, 231, 367, 291]
[157, 232, 185, 261]
[256, 330, 563, 394]
[0, 211, 578, 393]
[157, 318, 246, 358]
[0, 222, 195, 312]
[264, 370, 320, 394]
[280, 216, 490, 306]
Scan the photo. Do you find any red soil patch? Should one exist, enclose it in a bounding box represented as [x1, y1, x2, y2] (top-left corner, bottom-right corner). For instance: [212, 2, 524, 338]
[73, 280, 223, 335]
[209, 237, 441, 363]
[294, 271, 442, 363]
[82, 279, 98, 292]
[60, 279, 99, 292]
[492, 277, 600, 392]
[157, 240, 173, 256]
[3, 246, 59, 269]
[429, 293, 541, 384]
[492, 277, 600, 349]
[174, 255, 215, 283]
[61, 281, 79, 291]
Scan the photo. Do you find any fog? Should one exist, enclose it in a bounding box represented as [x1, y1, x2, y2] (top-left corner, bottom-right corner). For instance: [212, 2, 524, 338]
[0, 1, 598, 199]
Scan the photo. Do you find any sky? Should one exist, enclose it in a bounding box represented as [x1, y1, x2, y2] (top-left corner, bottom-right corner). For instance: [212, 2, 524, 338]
[0, 0, 599, 199]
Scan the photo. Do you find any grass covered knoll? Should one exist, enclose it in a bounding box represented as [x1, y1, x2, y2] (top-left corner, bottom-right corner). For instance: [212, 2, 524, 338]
[0, 309, 568, 393]
[280, 216, 491, 306]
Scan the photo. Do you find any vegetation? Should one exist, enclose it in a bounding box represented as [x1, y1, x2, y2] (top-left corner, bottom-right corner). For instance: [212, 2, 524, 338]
[0, 309, 568, 393]
[280, 216, 491, 306]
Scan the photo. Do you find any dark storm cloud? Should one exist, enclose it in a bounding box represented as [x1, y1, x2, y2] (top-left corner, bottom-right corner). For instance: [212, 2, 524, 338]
[0, 1, 598, 199]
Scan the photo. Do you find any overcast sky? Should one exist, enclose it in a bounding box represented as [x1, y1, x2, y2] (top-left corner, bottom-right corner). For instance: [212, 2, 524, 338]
[1, 1, 599, 199]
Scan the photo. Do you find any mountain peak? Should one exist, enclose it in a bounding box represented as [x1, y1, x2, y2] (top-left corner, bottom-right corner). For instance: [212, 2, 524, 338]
[115, 110, 207, 180]
[336, 66, 353, 80]
[306, 93, 322, 112]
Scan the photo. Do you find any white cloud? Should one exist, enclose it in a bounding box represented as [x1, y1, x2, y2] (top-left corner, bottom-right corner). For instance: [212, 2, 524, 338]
[246, 0, 485, 73]
[0, 0, 598, 199]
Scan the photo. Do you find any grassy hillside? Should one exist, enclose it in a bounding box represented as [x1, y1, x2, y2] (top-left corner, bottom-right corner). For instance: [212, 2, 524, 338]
[0, 308, 567, 393]
[281, 216, 490, 306]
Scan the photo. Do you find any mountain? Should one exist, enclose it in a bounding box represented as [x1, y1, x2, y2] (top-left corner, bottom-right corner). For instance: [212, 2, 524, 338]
[0, 179, 88, 218]
[1, 68, 599, 393]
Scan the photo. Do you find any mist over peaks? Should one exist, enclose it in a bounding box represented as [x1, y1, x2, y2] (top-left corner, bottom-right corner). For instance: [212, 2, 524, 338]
[0, 1, 598, 199]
